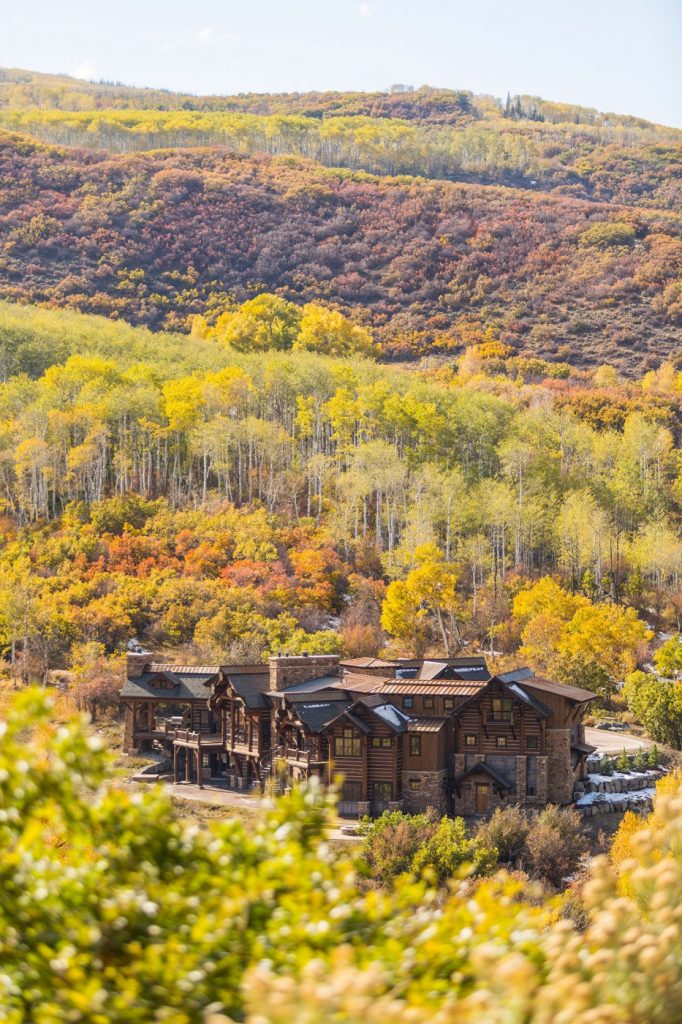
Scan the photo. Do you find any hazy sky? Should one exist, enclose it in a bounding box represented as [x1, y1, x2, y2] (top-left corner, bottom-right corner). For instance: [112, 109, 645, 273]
[3, 0, 681, 127]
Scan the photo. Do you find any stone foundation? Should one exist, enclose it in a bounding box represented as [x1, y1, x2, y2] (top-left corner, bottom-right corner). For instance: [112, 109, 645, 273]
[402, 770, 448, 814]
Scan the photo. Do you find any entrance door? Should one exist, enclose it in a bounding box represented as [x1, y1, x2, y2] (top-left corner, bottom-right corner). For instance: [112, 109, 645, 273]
[475, 783, 490, 814]
[371, 782, 392, 817]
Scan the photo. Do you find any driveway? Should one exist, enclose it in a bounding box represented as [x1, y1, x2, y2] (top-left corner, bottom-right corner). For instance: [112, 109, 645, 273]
[585, 727, 650, 754]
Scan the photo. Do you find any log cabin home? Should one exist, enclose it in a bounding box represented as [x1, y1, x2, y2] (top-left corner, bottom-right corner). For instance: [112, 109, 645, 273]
[123, 650, 596, 814]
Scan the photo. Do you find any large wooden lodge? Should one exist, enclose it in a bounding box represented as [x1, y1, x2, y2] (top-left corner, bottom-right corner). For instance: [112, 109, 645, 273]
[122, 651, 597, 817]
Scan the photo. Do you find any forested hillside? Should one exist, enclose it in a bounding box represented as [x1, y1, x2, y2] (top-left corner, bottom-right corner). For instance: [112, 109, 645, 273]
[1, 300, 682, 684]
[0, 131, 680, 369]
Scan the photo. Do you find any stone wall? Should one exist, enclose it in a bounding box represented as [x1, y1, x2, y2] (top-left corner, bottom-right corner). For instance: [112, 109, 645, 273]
[269, 655, 340, 692]
[402, 769, 449, 814]
[545, 729, 574, 803]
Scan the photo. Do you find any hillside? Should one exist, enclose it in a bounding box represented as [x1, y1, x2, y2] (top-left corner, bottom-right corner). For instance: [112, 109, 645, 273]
[0, 132, 680, 370]
[0, 69, 680, 371]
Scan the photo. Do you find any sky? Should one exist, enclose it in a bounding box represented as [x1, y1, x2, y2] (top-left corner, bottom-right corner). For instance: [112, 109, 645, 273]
[2, 0, 681, 127]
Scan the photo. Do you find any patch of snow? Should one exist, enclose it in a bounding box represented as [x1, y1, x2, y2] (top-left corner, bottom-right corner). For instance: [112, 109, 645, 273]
[373, 704, 409, 728]
[587, 770, 652, 783]
[576, 787, 655, 808]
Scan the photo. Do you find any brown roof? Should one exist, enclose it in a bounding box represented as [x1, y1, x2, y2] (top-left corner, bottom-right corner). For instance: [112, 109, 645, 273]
[148, 663, 219, 675]
[380, 681, 486, 696]
[340, 657, 400, 669]
[407, 717, 449, 732]
[523, 676, 597, 703]
[417, 661, 451, 680]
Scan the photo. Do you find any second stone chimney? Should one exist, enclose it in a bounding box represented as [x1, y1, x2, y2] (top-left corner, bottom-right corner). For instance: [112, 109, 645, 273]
[269, 654, 340, 692]
[126, 650, 153, 678]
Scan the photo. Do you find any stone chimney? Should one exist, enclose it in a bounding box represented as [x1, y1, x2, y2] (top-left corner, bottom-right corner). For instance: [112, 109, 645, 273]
[269, 654, 340, 692]
[125, 655, 151, 679]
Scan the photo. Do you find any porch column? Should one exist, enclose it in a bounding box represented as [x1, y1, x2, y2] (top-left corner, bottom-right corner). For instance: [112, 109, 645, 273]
[173, 745, 179, 784]
[185, 747, 191, 782]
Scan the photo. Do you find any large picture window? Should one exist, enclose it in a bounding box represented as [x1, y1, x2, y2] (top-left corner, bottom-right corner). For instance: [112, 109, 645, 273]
[334, 727, 361, 757]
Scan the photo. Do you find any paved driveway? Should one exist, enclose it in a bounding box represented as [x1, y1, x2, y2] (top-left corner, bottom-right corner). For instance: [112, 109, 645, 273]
[585, 727, 650, 754]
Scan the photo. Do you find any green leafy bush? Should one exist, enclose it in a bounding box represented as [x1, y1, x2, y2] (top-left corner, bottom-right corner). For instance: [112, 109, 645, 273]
[2, 691, 682, 1024]
[475, 805, 530, 865]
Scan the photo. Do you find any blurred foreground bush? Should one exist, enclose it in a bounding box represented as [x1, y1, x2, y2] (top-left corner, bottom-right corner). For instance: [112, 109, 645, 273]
[1, 690, 682, 1023]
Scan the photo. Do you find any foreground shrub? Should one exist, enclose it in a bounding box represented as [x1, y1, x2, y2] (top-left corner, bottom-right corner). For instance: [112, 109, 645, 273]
[358, 809, 438, 884]
[2, 690, 682, 1023]
[475, 805, 530, 865]
[524, 805, 588, 888]
[410, 816, 498, 884]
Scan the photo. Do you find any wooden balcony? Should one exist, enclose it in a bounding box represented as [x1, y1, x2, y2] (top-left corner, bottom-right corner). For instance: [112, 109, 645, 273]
[170, 728, 226, 750]
[282, 747, 325, 767]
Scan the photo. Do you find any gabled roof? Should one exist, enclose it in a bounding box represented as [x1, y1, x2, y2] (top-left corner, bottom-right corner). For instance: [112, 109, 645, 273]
[121, 670, 217, 701]
[453, 761, 514, 791]
[417, 658, 490, 681]
[323, 696, 411, 735]
[224, 671, 271, 710]
[506, 683, 551, 719]
[292, 698, 354, 732]
[361, 699, 411, 732]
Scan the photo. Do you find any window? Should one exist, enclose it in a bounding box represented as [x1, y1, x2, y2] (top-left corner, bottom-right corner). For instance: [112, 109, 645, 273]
[342, 780, 361, 802]
[409, 778, 421, 792]
[465, 734, 477, 747]
[496, 735, 507, 749]
[423, 696, 434, 709]
[374, 782, 392, 801]
[525, 736, 539, 751]
[370, 737, 391, 748]
[334, 728, 361, 757]
[402, 696, 414, 709]
[527, 755, 537, 797]
[489, 697, 513, 722]
[444, 698, 455, 710]
[409, 735, 422, 757]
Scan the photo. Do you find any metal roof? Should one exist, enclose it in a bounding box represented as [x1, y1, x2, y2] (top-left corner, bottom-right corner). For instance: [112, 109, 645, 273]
[417, 658, 490, 681]
[340, 657, 401, 669]
[407, 717, 449, 733]
[380, 681, 487, 696]
[334, 674, 486, 697]
[521, 675, 598, 703]
[147, 663, 220, 675]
